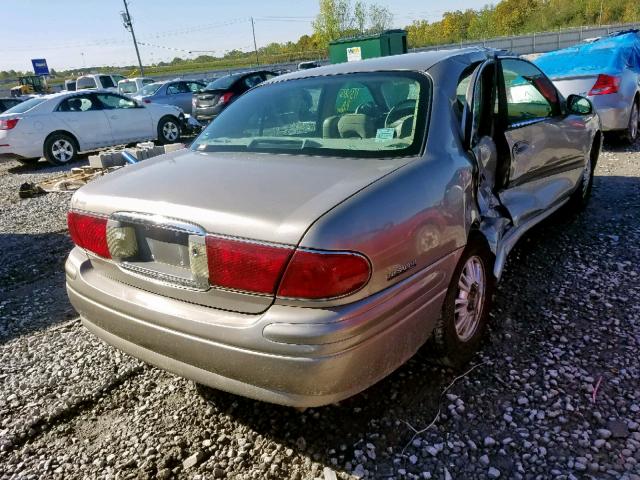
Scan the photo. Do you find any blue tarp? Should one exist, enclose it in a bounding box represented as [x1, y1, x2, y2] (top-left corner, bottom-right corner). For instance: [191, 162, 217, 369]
[534, 30, 640, 78]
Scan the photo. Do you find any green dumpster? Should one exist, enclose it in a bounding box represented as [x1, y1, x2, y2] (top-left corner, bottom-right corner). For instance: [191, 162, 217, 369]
[328, 29, 408, 64]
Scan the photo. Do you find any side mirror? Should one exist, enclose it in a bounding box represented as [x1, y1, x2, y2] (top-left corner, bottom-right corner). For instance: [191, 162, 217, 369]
[567, 94, 593, 115]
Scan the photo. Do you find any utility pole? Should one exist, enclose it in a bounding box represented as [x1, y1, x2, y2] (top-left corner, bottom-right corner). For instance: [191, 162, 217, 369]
[251, 17, 260, 66]
[122, 0, 144, 76]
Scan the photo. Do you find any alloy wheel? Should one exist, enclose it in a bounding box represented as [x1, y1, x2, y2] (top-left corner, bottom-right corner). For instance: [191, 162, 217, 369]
[454, 255, 486, 342]
[51, 139, 74, 163]
[163, 121, 179, 142]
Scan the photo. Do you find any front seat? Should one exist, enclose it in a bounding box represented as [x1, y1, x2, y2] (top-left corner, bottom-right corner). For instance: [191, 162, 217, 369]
[337, 114, 374, 138]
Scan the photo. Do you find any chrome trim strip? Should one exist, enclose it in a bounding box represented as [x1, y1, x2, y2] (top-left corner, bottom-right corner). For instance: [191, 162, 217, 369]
[111, 211, 206, 236]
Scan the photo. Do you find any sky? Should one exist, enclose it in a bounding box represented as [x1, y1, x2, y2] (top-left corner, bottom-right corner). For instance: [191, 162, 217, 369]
[1, 0, 489, 72]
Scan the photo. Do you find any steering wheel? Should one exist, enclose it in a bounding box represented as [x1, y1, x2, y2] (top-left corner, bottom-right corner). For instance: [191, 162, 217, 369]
[355, 101, 377, 115]
[385, 100, 417, 127]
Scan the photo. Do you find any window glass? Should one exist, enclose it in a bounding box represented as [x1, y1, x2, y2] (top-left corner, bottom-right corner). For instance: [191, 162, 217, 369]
[142, 78, 155, 86]
[57, 95, 99, 112]
[167, 82, 189, 94]
[501, 59, 560, 126]
[192, 72, 430, 159]
[99, 75, 116, 89]
[118, 81, 137, 94]
[186, 82, 203, 92]
[96, 93, 137, 109]
[5, 97, 46, 114]
[76, 77, 97, 90]
[335, 82, 375, 114]
[205, 74, 242, 90]
[263, 72, 276, 80]
[243, 74, 263, 89]
[111, 75, 126, 84]
[140, 83, 162, 96]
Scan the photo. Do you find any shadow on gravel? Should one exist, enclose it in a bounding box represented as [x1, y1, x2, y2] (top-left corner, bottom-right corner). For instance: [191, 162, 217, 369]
[6, 155, 88, 175]
[193, 173, 639, 478]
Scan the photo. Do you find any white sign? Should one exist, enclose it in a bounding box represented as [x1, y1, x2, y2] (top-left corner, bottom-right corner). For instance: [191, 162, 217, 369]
[346, 46, 362, 62]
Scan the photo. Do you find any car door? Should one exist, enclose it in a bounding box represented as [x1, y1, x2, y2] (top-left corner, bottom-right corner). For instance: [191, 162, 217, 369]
[495, 58, 589, 225]
[166, 81, 192, 111]
[54, 94, 113, 150]
[95, 93, 154, 144]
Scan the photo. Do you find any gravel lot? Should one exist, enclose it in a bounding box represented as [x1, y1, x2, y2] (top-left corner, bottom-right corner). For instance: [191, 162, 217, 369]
[0, 143, 638, 480]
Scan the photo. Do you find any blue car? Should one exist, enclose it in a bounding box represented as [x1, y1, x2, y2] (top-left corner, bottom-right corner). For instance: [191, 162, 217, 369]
[134, 79, 205, 113]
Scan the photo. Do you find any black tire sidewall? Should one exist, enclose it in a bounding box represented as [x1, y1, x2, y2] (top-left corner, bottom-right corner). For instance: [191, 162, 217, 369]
[627, 101, 639, 143]
[158, 117, 180, 145]
[433, 240, 495, 367]
[44, 133, 76, 166]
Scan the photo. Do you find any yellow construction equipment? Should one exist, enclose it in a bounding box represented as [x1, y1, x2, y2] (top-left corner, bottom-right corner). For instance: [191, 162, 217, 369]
[10, 75, 51, 97]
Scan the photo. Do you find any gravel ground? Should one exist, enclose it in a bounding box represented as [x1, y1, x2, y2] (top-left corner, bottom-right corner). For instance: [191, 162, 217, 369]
[0, 143, 638, 480]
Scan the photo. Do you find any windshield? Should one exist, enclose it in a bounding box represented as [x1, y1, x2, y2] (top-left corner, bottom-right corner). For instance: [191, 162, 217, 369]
[139, 83, 162, 96]
[4, 97, 47, 114]
[119, 81, 137, 94]
[192, 72, 430, 159]
[205, 73, 242, 91]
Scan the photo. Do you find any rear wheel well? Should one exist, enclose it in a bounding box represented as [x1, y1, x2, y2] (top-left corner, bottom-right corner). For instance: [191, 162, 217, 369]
[44, 130, 79, 152]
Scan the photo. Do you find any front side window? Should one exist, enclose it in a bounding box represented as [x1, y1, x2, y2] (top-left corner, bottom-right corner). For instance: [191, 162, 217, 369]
[501, 59, 560, 127]
[96, 93, 137, 109]
[192, 72, 430, 159]
[167, 82, 189, 95]
[76, 77, 97, 90]
[57, 95, 99, 112]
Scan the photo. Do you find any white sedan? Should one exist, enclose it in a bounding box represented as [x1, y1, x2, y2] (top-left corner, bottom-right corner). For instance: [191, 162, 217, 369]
[0, 90, 184, 165]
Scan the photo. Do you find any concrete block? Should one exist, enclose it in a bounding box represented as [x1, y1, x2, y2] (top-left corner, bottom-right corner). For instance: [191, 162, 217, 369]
[164, 143, 184, 154]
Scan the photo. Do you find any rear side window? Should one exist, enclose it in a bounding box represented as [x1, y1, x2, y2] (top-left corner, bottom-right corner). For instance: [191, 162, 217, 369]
[501, 59, 560, 127]
[243, 74, 263, 89]
[76, 77, 97, 90]
[99, 75, 116, 89]
[167, 82, 190, 94]
[140, 83, 162, 96]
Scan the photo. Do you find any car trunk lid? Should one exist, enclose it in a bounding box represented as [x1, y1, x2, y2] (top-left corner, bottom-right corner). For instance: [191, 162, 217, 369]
[72, 149, 409, 313]
[550, 74, 599, 98]
[195, 89, 226, 107]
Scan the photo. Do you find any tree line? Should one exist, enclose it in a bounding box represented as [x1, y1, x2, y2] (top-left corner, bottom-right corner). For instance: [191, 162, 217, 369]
[2, 0, 639, 81]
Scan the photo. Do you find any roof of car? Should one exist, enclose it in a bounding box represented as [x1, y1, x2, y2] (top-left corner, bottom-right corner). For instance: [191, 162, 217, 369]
[268, 47, 493, 83]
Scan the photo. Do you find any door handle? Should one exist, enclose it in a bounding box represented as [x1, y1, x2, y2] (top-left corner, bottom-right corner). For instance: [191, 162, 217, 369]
[512, 141, 529, 156]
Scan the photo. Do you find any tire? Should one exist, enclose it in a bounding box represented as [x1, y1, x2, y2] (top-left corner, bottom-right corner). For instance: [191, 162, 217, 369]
[157, 116, 181, 144]
[566, 138, 598, 212]
[43, 133, 77, 166]
[624, 99, 639, 144]
[431, 239, 495, 368]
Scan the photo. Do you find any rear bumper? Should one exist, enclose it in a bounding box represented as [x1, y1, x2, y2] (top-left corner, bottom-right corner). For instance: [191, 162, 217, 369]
[65, 247, 457, 407]
[590, 95, 632, 131]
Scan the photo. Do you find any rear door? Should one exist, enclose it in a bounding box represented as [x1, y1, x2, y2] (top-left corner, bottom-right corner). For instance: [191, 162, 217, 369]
[166, 81, 192, 111]
[55, 94, 113, 149]
[95, 93, 154, 144]
[496, 58, 589, 225]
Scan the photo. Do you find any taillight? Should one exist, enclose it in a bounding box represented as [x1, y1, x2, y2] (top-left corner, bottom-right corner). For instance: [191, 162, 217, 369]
[220, 92, 234, 104]
[277, 250, 370, 299]
[0, 118, 19, 130]
[67, 211, 111, 258]
[589, 74, 620, 96]
[205, 236, 293, 294]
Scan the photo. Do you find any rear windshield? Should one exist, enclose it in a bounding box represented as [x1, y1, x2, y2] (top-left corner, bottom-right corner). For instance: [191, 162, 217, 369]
[205, 74, 242, 91]
[140, 83, 162, 96]
[4, 97, 47, 114]
[76, 77, 97, 90]
[119, 81, 137, 94]
[192, 72, 430, 159]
